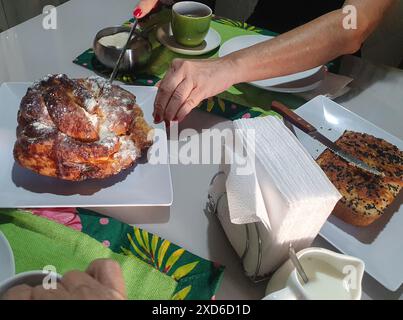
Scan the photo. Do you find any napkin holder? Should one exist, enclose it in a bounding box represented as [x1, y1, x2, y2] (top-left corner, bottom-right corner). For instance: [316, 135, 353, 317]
[207, 171, 271, 282]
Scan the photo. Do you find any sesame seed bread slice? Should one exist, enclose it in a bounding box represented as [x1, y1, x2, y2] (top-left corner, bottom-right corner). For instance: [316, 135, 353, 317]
[317, 131, 403, 227]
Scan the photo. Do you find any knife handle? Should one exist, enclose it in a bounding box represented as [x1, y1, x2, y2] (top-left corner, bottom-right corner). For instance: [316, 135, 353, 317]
[271, 101, 316, 134]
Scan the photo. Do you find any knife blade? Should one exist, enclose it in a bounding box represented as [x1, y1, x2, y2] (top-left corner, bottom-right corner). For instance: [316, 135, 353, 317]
[109, 18, 139, 84]
[271, 101, 383, 176]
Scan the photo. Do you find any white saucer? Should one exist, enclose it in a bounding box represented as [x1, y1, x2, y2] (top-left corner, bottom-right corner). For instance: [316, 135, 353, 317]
[266, 80, 323, 93]
[219, 35, 323, 90]
[265, 66, 326, 93]
[157, 23, 221, 56]
[0, 231, 15, 283]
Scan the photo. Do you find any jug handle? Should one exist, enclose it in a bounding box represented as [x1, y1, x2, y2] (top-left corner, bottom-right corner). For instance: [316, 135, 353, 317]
[262, 287, 299, 300]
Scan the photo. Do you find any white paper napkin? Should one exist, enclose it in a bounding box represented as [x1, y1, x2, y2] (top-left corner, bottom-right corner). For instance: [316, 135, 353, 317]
[222, 143, 271, 229]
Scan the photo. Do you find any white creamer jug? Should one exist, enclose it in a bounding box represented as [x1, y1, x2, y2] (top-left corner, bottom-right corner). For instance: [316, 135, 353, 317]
[264, 247, 365, 300]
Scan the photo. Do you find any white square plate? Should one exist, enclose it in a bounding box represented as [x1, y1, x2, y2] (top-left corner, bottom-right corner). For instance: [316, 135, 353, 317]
[0, 83, 173, 208]
[294, 95, 403, 291]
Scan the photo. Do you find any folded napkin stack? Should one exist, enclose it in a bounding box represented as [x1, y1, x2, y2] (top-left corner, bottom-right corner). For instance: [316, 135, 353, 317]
[210, 116, 341, 277]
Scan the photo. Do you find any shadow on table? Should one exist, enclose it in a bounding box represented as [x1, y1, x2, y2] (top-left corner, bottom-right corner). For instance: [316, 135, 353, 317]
[177, 108, 230, 134]
[362, 269, 403, 300]
[90, 206, 171, 225]
[328, 192, 402, 245]
[11, 161, 136, 196]
[336, 55, 389, 105]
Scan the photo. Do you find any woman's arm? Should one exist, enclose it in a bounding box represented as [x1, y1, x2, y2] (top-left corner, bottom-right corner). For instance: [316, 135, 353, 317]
[152, 0, 395, 123]
[229, 0, 395, 84]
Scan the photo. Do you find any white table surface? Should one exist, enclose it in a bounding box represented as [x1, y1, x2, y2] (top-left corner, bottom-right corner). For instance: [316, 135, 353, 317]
[0, 0, 402, 300]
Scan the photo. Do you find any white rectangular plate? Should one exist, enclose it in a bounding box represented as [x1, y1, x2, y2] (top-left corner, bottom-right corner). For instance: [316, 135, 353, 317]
[0, 83, 173, 208]
[294, 95, 403, 291]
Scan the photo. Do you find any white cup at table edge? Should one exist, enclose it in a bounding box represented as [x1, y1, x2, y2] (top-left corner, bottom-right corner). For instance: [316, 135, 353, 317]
[0, 270, 62, 299]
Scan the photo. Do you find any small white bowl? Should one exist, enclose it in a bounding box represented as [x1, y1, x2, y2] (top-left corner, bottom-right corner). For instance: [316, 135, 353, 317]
[0, 232, 15, 284]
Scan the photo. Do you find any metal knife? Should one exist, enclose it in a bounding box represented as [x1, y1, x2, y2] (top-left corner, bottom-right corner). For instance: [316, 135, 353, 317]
[108, 18, 139, 84]
[271, 100, 383, 176]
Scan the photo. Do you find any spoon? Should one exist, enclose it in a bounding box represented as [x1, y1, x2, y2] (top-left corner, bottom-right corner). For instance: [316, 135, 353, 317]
[289, 243, 309, 284]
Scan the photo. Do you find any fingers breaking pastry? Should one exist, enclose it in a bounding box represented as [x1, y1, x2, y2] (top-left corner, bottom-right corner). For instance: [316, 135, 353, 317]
[14, 74, 154, 181]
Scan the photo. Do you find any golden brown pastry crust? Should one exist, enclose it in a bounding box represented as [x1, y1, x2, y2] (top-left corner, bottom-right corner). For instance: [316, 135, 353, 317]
[317, 131, 403, 227]
[14, 74, 154, 181]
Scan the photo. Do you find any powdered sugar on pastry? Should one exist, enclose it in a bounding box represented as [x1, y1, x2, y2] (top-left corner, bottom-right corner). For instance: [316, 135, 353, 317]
[13, 74, 153, 181]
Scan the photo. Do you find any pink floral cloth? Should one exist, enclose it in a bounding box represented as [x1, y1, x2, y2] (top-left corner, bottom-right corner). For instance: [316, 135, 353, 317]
[30, 208, 82, 231]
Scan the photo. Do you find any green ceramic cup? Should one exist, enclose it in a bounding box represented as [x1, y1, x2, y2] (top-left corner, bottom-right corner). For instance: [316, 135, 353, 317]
[171, 1, 212, 47]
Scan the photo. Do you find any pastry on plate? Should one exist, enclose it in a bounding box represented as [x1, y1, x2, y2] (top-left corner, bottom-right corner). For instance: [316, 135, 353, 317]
[14, 74, 153, 181]
[317, 131, 403, 227]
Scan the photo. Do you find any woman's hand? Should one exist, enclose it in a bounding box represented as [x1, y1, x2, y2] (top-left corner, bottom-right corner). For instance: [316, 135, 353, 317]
[2, 259, 127, 300]
[153, 57, 236, 123]
[133, 0, 160, 18]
